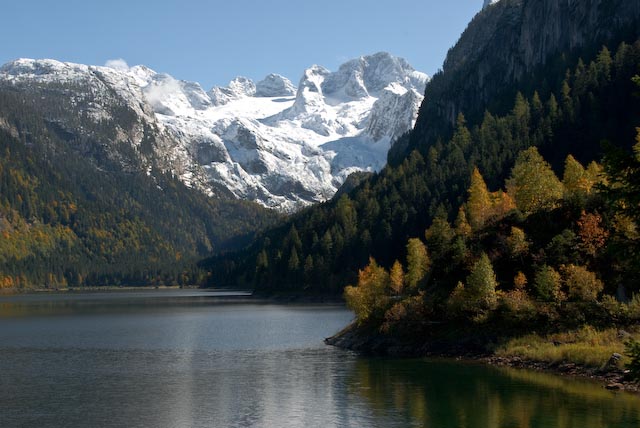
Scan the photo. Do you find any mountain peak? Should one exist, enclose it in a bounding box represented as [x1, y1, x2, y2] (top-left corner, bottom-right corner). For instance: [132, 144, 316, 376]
[209, 76, 256, 106]
[255, 74, 296, 97]
[322, 52, 428, 99]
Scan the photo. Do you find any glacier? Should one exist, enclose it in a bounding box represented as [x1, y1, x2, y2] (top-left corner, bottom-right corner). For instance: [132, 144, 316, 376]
[0, 52, 427, 211]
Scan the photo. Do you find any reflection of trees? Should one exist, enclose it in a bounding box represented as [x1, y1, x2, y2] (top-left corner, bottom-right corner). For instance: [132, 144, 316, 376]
[348, 358, 640, 428]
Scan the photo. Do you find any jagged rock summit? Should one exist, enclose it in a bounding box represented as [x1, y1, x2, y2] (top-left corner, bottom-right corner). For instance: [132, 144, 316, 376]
[0, 52, 428, 211]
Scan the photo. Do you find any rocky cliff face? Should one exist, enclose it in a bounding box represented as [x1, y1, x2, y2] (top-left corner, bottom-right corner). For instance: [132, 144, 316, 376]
[408, 0, 640, 156]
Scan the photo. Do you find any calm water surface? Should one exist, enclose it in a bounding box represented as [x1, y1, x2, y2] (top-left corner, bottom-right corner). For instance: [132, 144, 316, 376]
[0, 290, 638, 428]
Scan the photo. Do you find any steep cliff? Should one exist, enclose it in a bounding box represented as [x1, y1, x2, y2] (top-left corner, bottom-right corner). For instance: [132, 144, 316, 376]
[403, 0, 640, 161]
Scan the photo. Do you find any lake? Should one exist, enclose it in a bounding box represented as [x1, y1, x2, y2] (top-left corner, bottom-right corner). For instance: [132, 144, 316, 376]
[0, 290, 638, 428]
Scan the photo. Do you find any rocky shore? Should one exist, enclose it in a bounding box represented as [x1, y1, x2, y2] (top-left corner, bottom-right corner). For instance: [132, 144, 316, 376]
[325, 323, 640, 394]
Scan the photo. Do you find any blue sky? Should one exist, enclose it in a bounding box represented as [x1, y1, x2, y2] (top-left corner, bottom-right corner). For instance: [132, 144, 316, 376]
[3, 1, 483, 89]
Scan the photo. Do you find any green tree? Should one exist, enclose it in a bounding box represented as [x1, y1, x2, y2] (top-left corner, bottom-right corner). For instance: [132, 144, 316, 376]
[506, 226, 529, 259]
[466, 253, 498, 310]
[534, 265, 563, 302]
[563, 154, 593, 204]
[562, 264, 603, 302]
[507, 147, 563, 213]
[336, 195, 358, 240]
[425, 208, 455, 260]
[256, 249, 269, 271]
[625, 339, 640, 381]
[288, 247, 300, 271]
[406, 238, 430, 290]
[451, 113, 472, 151]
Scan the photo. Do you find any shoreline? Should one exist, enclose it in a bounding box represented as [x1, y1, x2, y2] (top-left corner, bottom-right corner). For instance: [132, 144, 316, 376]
[325, 323, 640, 394]
[0, 285, 202, 295]
[0, 286, 347, 305]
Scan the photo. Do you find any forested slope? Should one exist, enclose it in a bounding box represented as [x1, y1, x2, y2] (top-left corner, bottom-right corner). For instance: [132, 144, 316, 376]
[0, 90, 279, 288]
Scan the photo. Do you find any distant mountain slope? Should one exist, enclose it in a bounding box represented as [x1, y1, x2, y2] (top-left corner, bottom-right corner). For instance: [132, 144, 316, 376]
[0, 52, 427, 211]
[0, 90, 279, 289]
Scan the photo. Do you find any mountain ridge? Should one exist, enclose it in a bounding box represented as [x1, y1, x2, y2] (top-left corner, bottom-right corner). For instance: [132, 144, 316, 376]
[0, 52, 427, 211]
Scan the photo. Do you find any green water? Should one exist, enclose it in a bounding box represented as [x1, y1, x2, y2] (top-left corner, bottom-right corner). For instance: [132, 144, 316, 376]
[0, 290, 637, 427]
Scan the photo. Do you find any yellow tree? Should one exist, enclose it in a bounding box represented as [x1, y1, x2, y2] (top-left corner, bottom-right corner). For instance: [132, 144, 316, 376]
[507, 147, 563, 213]
[562, 154, 594, 203]
[467, 168, 493, 230]
[344, 257, 390, 324]
[389, 260, 405, 296]
[454, 206, 472, 238]
[562, 264, 604, 302]
[490, 190, 516, 220]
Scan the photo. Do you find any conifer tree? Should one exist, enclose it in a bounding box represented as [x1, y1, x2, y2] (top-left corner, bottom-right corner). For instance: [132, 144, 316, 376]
[406, 238, 430, 290]
[454, 206, 472, 238]
[467, 168, 493, 230]
[389, 260, 405, 296]
[466, 252, 498, 310]
[425, 207, 455, 260]
[288, 247, 300, 271]
[451, 113, 472, 152]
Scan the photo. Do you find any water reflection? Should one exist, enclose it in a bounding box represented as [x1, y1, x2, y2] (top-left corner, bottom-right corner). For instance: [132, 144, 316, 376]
[1, 292, 638, 428]
[349, 358, 640, 428]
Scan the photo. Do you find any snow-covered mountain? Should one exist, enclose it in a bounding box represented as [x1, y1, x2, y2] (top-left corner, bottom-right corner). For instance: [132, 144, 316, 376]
[0, 52, 427, 211]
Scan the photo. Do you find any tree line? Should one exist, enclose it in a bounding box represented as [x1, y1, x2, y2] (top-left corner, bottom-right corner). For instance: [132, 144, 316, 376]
[345, 140, 640, 335]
